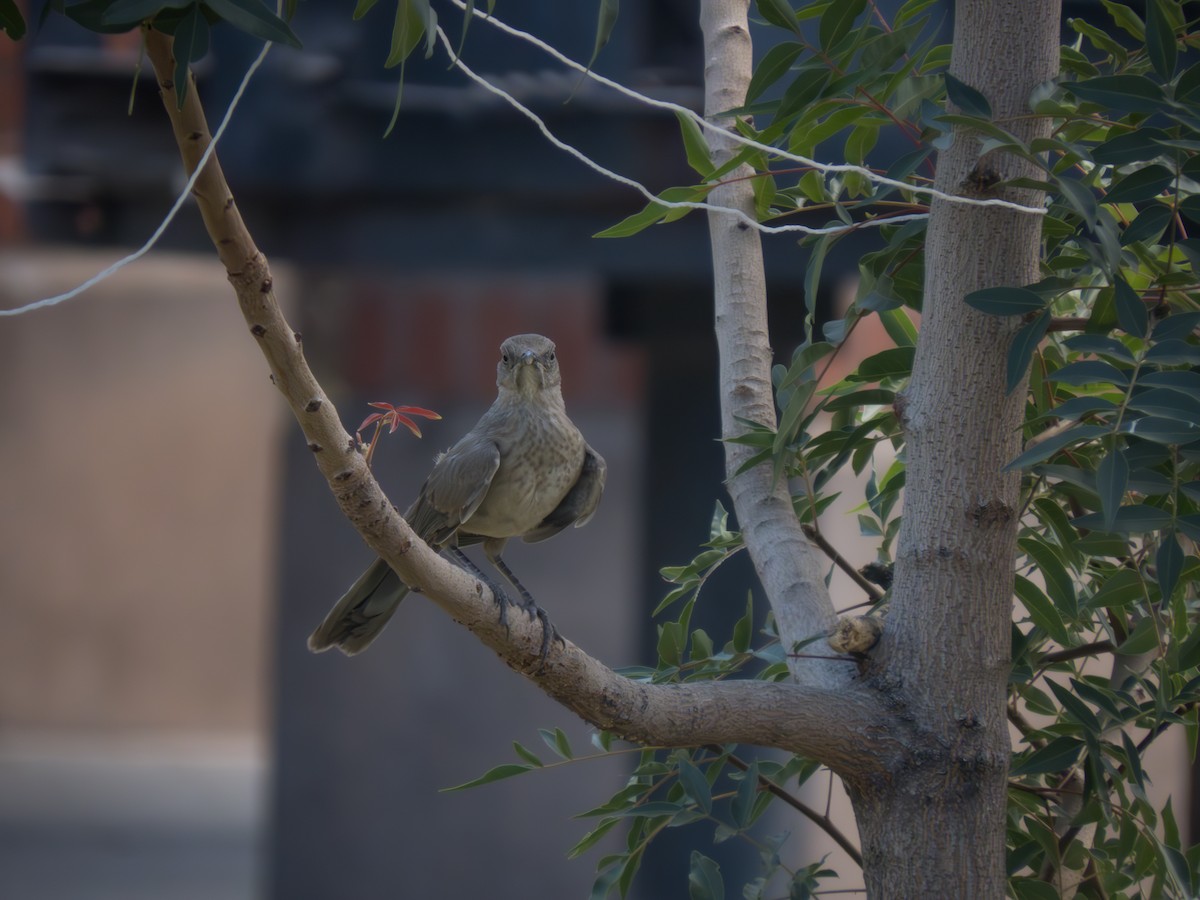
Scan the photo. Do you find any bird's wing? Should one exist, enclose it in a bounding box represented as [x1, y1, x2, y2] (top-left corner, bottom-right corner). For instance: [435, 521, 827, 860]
[522, 443, 607, 543]
[406, 436, 501, 546]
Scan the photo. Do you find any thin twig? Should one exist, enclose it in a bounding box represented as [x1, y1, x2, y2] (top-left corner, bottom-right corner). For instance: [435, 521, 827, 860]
[1038, 641, 1114, 665]
[802, 525, 885, 603]
[712, 746, 865, 867]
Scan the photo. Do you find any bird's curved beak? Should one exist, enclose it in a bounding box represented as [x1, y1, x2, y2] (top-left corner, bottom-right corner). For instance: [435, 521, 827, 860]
[520, 349, 537, 367]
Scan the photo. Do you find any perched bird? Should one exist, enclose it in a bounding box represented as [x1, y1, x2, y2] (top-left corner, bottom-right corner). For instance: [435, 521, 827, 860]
[308, 333, 606, 661]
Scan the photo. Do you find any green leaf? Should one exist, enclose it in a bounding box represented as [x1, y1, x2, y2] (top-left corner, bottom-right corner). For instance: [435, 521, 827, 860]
[1063, 333, 1134, 363]
[1068, 74, 1164, 109]
[965, 286, 1046, 316]
[1145, 0, 1177, 81]
[1097, 445, 1128, 532]
[385, 0, 428, 67]
[850, 346, 915, 382]
[818, 0, 866, 51]
[746, 42, 803, 104]
[731, 762, 759, 829]
[1112, 278, 1148, 337]
[944, 73, 992, 119]
[1092, 127, 1171, 165]
[803, 233, 831, 331]
[512, 741, 544, 768]
[595, 186, 706, 238]
[1015, 575, 1069, 644]
[0, 0, 25, 38]
[1104, 164, 1173, 205]
[568, 817, 620, 859]
[822, 388, 894, 412]
[589, 860, 623, 900]
[878, 308, 918, 348]
[1178, 58, 1200, 103]
[1006, 424, 1106, 470]
[1145, 339, 1200, 366]
[1151, 311, 1200, 341]
[539, 727, 574, 759]
[1126, 389, 1200, 428]
[1122, 200, 1172, 247]
[202, 0, 302, 47]
[1101, 1, 1146, 41]
[1011, 878, 1062, 900]
[674, 111, 713, 179]
[731, 592, 753, 654]
[1007, 309, 1051, 393]
[1157, 532, 1183, 602]
[352, 0, 379, 19]
[1073, 503, 1173, 534]
[1011, 735, 1083, 776]
[442, 763, 534, 791]
[755, 0, 801, 35]
[586, 0, 619, 72]
[1047, 360, 1129, 387]
[1048, 680, 1102, 732]
[1178, 620, 1200, 670]
[1115, 617, 1159, 655]
[1021, 537, 1077, 616]
[170, 3, 209, 106]
[676, 757, 712, 815]
[658, 620, 685, 667]
[1056, 175, 1099, 228]
[1089, 571, 1142, 614]
[1122, 416, 1200, 445]
[688, 851, 724, 900]
[102, 0, 193, 25]
[1140, 370, 1200, 395]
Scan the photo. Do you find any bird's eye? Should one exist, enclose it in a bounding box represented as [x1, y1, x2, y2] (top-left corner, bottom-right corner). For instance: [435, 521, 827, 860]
[502, 352, 510, 364]
[548, 351, 556, 362]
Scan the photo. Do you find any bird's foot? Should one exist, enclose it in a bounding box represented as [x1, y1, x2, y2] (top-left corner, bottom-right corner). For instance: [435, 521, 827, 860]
[530, 606, 565, 673]
[489, 583, 518, 635]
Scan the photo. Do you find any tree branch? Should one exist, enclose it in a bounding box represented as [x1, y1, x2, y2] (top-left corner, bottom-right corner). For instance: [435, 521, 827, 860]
[700, 0, 842, 689]
[140, 26, 888, 770]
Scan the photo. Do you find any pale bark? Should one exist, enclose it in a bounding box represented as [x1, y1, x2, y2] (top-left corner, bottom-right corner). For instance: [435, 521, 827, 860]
[699, 0, 842, 688]
[850, 2, 1061, 896]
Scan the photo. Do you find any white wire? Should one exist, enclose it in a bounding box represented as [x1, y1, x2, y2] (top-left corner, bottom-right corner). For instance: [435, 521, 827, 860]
[0, 39, 273, 318]
[445, 0, 1047, 217]
[435, 25, 927, 236]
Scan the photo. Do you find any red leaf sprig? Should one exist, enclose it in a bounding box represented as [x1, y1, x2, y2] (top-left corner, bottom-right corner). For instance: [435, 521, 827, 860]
[356, 402, 441, 468]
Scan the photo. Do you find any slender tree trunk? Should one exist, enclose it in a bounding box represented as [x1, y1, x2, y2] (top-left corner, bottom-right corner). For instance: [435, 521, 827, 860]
[700, 0, 842, 689]
[847, 2, 1061, 896]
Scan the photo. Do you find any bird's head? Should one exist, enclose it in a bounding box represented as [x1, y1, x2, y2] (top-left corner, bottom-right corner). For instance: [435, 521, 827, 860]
[497, 333, 562, 397]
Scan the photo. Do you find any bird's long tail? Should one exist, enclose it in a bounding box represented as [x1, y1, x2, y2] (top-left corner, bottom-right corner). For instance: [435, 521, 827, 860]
[307, 557, 410, 655]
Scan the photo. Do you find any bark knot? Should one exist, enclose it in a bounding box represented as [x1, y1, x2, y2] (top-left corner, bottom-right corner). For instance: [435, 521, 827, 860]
[970, 500, 1013, 527]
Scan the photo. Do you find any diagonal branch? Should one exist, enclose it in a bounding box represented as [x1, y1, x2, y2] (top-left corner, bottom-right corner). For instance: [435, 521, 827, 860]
[140, 25, 887, 769]
[699, 0, 842, 688]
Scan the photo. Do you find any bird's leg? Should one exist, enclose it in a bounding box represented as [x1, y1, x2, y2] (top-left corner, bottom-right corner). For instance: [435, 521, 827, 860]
[447, 547, 516, 633]
[486, 550, 565, 668]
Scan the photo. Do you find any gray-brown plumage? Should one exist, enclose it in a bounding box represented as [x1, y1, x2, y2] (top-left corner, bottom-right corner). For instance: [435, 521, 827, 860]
[308, 333, 606, 659]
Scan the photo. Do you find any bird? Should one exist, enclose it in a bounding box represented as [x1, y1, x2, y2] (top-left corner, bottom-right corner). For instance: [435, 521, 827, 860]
[308, 333, 606, 662]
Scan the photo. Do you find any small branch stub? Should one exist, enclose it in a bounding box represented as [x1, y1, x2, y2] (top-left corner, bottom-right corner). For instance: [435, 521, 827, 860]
[828, 616, 884, 655]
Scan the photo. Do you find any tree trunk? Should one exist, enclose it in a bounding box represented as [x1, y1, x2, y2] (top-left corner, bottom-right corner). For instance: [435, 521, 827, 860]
[847, 2, 1061, 896]
[849, 1, 1065, 897]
